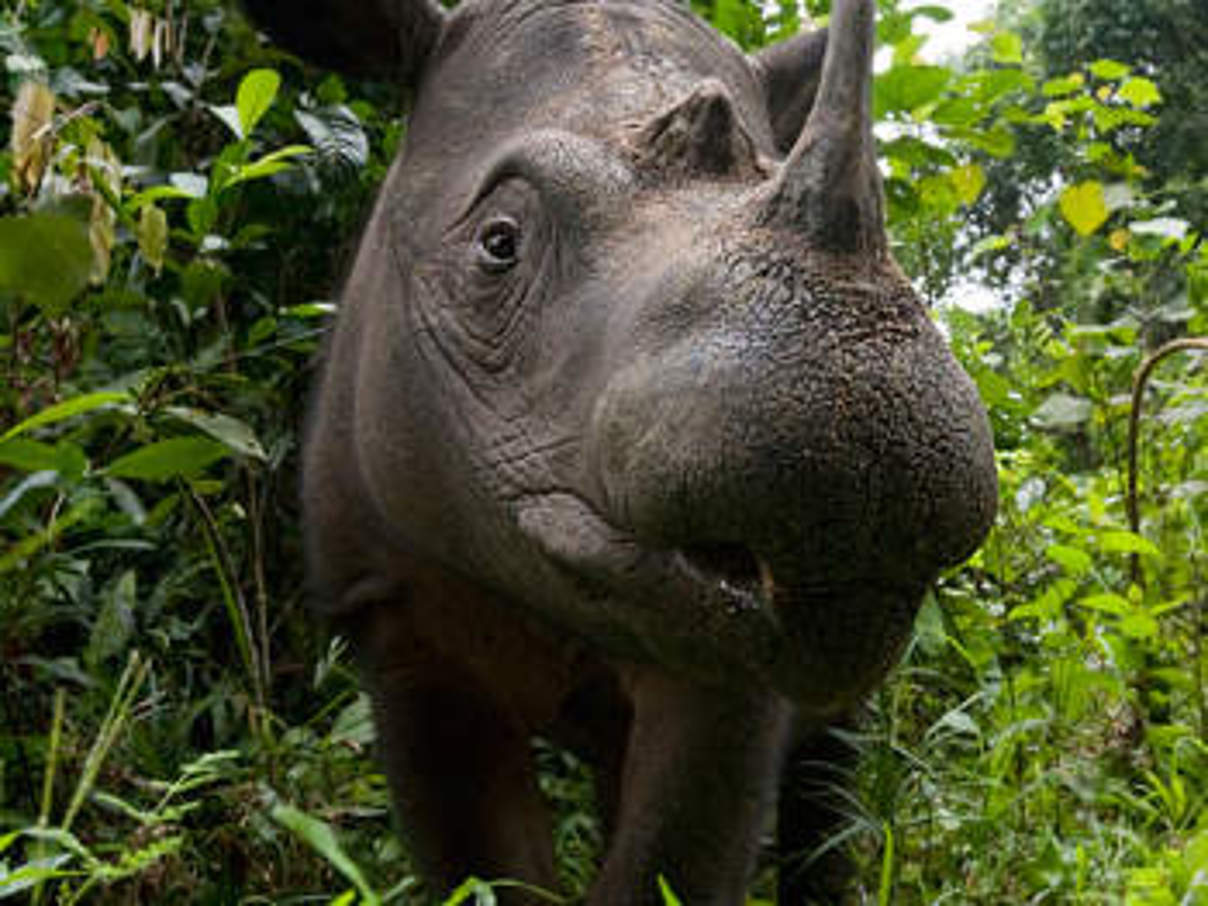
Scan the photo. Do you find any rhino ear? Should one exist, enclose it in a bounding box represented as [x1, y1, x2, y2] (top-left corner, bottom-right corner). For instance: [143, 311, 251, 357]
[751, 28, 828, 155]
[241, 0, 446, 85]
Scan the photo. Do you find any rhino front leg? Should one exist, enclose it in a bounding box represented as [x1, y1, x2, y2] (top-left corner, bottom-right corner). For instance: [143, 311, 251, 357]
[350, 600, 559, 906]
[777, 719, 860, 904]
[589, 667, 794, 906]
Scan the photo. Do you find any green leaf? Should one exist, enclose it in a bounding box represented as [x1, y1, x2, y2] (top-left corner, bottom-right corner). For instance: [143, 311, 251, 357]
[104, 437, 231, 482]
[991, 32, 1023, 65]
[164, 407, 267, 460]
[1089, 59, 1131, 81]
[271, 803, 380, 906]
[658, 876, 683, 906]
[223, 145, 312, 191]
[1098, 531, 1162, 558]
[235, 68, 281, 138]
[124, 184, 198, 213]
[950, 163, 986, 205]
[875, 64, 952, 116]
[0, 438, 87, 479]
[1043, 73, 1086, 97]
[1046, 544, 1093, 577]
[1077, 592, 1130, 616]
[1119, 612, 1159, 640]
[1118, 76, 1162, 109]
[1, 391, 130, 442]
[0, 213, 93, 314]
[1059, 181, 1110, 236]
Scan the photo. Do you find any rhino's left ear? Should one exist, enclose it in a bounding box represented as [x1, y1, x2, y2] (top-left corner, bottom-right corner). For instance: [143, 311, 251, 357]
[241, 0, 446, 86]
[751, 28, 828, 155]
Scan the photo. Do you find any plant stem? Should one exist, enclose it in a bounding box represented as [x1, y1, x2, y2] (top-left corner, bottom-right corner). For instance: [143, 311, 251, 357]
[1126, 337, 1208, 583]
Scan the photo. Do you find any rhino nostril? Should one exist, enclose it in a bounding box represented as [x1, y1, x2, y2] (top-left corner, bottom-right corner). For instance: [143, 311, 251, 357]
[677, 543, 771, 599]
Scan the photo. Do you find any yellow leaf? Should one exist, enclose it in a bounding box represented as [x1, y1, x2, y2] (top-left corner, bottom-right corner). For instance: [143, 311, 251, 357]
[1059, 181, 1110, 237]
[138, 204, 168, 274]
[90, 195, 115, 283]
[950, 163, 987, 206]
[86, 138, 122, 283]
[11, 81, 55, 194]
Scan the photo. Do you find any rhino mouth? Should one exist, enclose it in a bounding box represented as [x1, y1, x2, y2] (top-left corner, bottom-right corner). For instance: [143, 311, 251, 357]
[516, 491, 922, 709]
[675, 543, 772, 609]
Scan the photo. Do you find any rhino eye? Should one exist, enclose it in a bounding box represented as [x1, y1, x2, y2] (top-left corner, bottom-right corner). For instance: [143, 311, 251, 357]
[477, 217, 521, 272]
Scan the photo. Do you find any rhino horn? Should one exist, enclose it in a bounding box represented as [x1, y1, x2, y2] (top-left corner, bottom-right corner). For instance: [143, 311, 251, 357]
[761, 0, 884, 255]
[240, 0, 445, 84]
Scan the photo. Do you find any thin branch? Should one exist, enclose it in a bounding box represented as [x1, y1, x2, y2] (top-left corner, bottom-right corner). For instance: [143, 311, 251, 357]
[1126, 337, 1208, 582]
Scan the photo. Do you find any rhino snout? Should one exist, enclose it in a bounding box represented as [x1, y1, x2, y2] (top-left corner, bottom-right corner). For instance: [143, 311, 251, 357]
[582, 263, 997, 699]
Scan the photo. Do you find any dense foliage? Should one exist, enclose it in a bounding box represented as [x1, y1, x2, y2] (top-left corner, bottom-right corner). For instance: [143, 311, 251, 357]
[1, 0, 1205, 903]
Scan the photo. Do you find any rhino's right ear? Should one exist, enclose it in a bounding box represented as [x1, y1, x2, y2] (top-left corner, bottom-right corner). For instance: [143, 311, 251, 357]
[240, 0, 446, 85]
[751, 28, 829, 155]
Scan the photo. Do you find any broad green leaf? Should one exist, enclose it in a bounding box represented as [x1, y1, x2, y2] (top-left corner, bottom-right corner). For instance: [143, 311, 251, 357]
[138, 203, 168, 273]
[1059, 181, 1109, 236]
[964, 68, 1034, 105]
[1089, 59, 1130, 81]
[0, 213, 93, 314]
[236, 68, 280, 138]
[1098, 531, 1162, 558]
[1043, 73, 1085, 97]
[104, 436, 230, 482]
[165, 407, 267, 460]
[0, 438, 87, 478]
[949, 124, 1015, 158]
[1077, 593, 1130, 616]
[875, 64, 952, 116]
[950, 163, 986, 205]
[991, 32, 1023, 65]
[1, 391, 130, 442]
[1119, 612, 1159, 640]
[1046, 544, 1093, 577]
[1118, 77, 1161, 108]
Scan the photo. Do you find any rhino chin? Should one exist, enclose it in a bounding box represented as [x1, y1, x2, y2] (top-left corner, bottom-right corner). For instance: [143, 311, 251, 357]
[514, 491, 921, 711]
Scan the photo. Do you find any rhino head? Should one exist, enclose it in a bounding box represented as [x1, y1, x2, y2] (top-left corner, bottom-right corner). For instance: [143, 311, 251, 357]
[244, 0, 997, 898]
[253, 0, 998, 708]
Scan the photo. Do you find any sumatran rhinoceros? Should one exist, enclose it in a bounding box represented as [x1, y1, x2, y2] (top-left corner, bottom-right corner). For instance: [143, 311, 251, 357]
[242, 0, 997, 901]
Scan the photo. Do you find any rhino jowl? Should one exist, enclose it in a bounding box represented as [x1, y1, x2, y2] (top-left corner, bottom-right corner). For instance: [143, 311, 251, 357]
[515, 485, 930, 716]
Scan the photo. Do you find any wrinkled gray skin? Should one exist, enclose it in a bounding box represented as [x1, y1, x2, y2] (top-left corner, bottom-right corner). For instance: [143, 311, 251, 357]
[242, 0, 997, 902]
